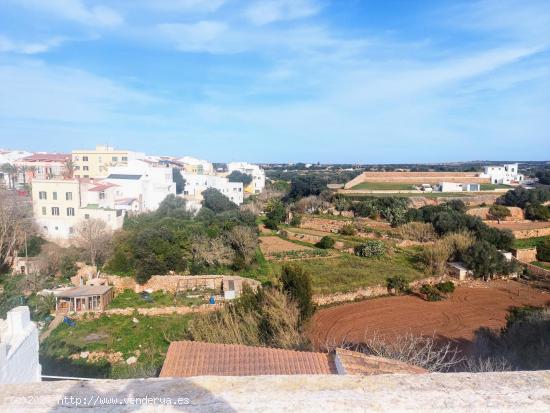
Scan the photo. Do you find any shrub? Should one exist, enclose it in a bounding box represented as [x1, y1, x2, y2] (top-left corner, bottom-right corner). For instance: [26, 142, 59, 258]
[354, 240, 386, 258]
[435, 281, 455, 293]
[280, 264, 315, 321]
[202, 188, 238, 213]
[422, 232, 474, 275]
[488, 205, 511, 223]
[395, 222, 437, 242]
[525, 204, 550, 221]
[462, 241, 508, 280]
[265, 199, 286, 230]
[315, 236, 335, 249]
[386, 275, 409, 295]
[536, 238, 550, 262]
[339, 224, 357, 236]
[420, 284, 443, 301]
[289, 214, 302, 227]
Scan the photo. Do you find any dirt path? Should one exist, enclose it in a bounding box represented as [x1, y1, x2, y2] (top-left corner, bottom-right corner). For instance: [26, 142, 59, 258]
[306, 280, 550, 351]
[40, 314, 64, 343]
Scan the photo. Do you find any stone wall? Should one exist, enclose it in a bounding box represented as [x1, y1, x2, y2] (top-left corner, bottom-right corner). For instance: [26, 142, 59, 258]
[300, 217, 348, 233]
[72, 303, 221, 319]
[313, 276, 455, 305]
[512, 227, 550, 239]
[467, 206, 524, 221]
[286, 231, 348, 251]
[513, 248, 537, 262]
[103, 274, 260, 295]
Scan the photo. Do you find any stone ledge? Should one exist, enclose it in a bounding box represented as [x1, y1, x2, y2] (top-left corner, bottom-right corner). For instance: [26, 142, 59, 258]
[1, 371, 549, 412]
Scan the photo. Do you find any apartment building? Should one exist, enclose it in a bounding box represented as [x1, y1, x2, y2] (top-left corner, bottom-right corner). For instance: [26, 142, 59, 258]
[15, 153, 70, 181]
[72, 145, 144, 178]
[480, 163, 524, 185]
[182, 173, 243, 207]
[177, 156, 214, 175]
[31, 179, 124, 242]
[227, 162, 266, 194]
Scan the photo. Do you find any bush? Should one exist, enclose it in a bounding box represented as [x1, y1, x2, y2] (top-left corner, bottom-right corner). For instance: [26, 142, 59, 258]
[420, 284, 443, 301]
[280, 264, 315, 321]
[395, 222, 437, 242]
[339, 224, 356, 236]
[536, 238, 550, 262]
[202, 188, 238, 213]
[525, 203, 550, 221]
[289, 214, 302, 227]
[462, 240, 509, 280]
[422, 232, 474, 275]
[488, 205, 511, 223]
[386, 275, 409, 295]
[315, 236, 335, 249]
[435, 281, 455, 293]
[265, 199, 286, 230]
[354, 240, 386, 258]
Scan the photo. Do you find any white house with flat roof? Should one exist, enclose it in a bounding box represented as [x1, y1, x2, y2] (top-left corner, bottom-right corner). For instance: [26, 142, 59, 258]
[182, 173, 243, 208]
[227, 162, 266, 194]
[480, 163, 524, 185]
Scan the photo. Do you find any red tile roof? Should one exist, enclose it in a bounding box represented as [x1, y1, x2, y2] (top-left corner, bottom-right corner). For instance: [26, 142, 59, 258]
[21, 153, 70, 162]
[89, 182, 119, 191]
[160, 341, 337, 377]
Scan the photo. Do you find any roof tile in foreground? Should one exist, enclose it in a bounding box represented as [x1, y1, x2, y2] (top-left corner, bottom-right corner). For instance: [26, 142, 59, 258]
[160, 341, 337, 377]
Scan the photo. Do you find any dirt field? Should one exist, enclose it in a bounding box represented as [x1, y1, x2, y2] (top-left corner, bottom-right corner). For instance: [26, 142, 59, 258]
[485, 221, 550, 230]
[259, 236, 312, 255]
[307, 280, 550, 351]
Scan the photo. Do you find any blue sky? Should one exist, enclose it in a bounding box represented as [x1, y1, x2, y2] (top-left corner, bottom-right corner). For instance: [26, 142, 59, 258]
[0, 0, 549, 163]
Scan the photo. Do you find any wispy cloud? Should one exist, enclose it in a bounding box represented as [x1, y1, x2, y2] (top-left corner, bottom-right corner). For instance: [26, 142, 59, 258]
[0, 35, 66, 54]
[10, 0, 123, 27]
[244, 0, 321, 25]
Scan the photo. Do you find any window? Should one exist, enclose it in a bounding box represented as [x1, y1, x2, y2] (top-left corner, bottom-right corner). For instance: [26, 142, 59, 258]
[84, 214, 90, 219]
[55, 226, 58, 231]
[116, 210, 122, 217]
[39, 191, 47, 200]
[84, 175, 89, 178]
[43, 226, 48, 232]
[122, 156, 128, 161]
[42, 207, 46, 215]
[99, 191, 105, 200]
[53, 191, 57, 200]
[83, 166, 89, 171]
[66, 192, 72, 201]
[67, 207, 75, 216]
[51, 207, 60, 216]
[82, 156, 89, 161]
[112, 156, 118, 162]
[74, 155, 79, 161]
[74, 166, 80, 170]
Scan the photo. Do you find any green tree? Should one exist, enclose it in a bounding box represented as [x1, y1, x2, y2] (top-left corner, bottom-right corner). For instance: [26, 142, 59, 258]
[156, 194, 189, 218]
[462, 241, 507, 281]
[386, 275, 409, 295]
[227, 171, 253, 186]
[315, 236, 335, 249]
[172, 168, 186, 195]
[264, 199, 286, 230]
[202, 188, 238, 213]
[488, 205, 511, 224]
[537, 238, 550, 262]
[280, 264, 314, 321]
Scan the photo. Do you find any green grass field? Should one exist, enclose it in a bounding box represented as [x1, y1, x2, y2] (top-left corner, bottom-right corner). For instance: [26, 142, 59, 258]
[108, 290, 210, 309]
[480, 184, 512, 190]
[41, 314, 192, 379]
[296, 248, 425, 295]
[513, 236, 549, 249]
[350, 182, 415, 191]
[531, 261, 550, 270]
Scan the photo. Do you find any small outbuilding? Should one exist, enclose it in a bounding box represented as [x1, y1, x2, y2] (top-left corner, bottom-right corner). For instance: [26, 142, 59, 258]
[447, 262, 472, 281]
[55, 285, 114, 314]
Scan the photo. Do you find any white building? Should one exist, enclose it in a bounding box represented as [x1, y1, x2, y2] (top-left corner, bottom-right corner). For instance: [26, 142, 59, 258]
[0, 306, 41, 384]
[227, 162, 266, 194]
[480, 163, 524, 185]
[182, 173, 243, 208]
[105, 159, 176, 212]
[178, 156, 214, 175]
[438, 182, 480, 192]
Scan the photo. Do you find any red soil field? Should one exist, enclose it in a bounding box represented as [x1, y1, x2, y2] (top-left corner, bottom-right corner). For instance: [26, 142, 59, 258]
[307, 280, 550, 351]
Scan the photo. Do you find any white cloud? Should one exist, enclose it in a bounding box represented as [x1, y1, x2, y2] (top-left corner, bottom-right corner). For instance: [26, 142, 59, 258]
[157, 21, 228, 52]
[244, 0, 321, 25]
[139, 0, 227, 13]
[11, 0, 123, 27]
[0, 35, 66, 54]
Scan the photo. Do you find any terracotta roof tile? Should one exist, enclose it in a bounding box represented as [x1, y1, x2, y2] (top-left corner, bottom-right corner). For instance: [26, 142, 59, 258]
[160, 341, 337, 377]
[334, 348, 426, 375]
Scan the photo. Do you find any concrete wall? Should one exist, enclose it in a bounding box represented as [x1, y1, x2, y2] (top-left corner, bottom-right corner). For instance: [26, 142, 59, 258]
[1, 371, 549, 412]
[0, 306, 41, 384]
